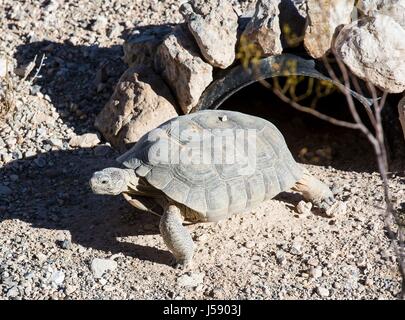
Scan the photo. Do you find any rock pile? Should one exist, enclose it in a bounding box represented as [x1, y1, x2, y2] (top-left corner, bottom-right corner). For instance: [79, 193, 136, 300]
[95, 0, 405, 149]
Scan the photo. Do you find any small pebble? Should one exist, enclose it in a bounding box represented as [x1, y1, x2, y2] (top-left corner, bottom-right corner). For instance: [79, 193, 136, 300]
[316, 286, 330, 298]
[296, 200, 312, 215]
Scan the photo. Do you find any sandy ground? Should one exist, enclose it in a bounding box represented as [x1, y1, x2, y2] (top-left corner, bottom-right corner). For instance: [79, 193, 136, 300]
[0, 0, 404, 300]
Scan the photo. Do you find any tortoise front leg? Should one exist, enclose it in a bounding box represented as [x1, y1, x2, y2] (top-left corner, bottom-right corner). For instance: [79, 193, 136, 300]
[292, 170, 335, 210]
[159, 204, 195, 269]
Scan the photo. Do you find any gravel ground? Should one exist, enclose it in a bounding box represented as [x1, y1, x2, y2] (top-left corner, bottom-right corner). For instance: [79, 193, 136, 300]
[0, 0, 404, 300]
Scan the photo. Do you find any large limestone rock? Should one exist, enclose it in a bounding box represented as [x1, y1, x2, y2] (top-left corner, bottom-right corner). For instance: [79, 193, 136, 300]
[95, 65, 178, 150]
[335, 14, 405, 93]
[357, 0, 389, 13]
[180, 0, 238, 69]
[241, 0, 283, 57]
[279, 0, 308, 48]
[304, 0, 355, 59]
[378, 0, 405, 29]
[123, 25, 174, 67]
[357, 0, 405, 28]
[155, 26, 213, 114]
[357, 0, 402, 13]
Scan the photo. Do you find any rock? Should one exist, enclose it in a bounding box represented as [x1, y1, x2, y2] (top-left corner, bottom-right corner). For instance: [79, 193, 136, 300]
[55, 230, 71, 242]
[241, 0, 282, 57]
[275, 250, 286, 265]
[65, 285, 77, 295]
[102, 285, 115, 292]
[34, 252, 47, 263]
[107, 23, 124, 38]
[398, 95, 405, 142]
[304, 0, 355, 59]
[51, 270, 65, 286]
[307, 257, 319, 266]
[309, 266, 323, 278]
[7, 286, 19, 298]
[0, 185, 12, 196]
[31, 111, 55, 125]
[244, 241, 256, 249]
[30, 85, 41, 95]
[69, 133, 100, 148]
[95, 65, 178, 151]
[177, 272, 205, 287]
[356, 0, 380, 14]
[377, 0, 405, 29]
[58, 239, 71, 250]
[24, 150, 36, 158]
[195, 233, 209, 242]
[279, 0, 308, 48]
[296, 200, 312, 215]
[5, 137, 16, 148]
[1, 152, 13, 163]
[290, 240, 302, 255]
[194, 284, 204, 292]
[208, 287, 224, 299]
[0, 56, 8, 77]
[335, 14, 405, 93]
[364, 277, 374, 286]
[123, 26, 174, 67]
[48, 138, 63, 148]
[325, 200, 347, 217]
[44, 0, 59, 13]
[316, 286, 330, 297]
[357, 0, 405, 27]
[90, 258, 118, 279]
[344, 275, 360, 290]
[91, 16, 108, 33]
[180, 0, 238, 68]
[155, 26, 213, 114]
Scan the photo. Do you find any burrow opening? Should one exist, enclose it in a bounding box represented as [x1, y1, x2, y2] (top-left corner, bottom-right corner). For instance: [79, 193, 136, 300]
[220, 77, 378, 172]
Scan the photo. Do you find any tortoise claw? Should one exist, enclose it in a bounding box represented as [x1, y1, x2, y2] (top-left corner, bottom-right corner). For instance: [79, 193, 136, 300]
[171, 258, 192, 270]
[318, 195, 336, 211]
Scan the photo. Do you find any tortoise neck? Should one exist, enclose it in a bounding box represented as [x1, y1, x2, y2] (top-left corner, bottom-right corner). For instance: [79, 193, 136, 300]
[122, 169, 141, 195]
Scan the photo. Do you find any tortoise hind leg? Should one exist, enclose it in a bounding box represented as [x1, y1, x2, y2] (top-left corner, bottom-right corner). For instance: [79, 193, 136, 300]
[159, 204, 195, 269]
[292, 170, 335, 210]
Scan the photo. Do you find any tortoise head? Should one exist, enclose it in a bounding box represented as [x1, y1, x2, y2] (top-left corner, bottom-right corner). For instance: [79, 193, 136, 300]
[89, 168, 130, 195]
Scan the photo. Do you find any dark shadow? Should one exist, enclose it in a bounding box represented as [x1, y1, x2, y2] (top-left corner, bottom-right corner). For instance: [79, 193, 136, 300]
[120, 23, 178, 44]
[275, 191, 340, 219]
[14, 39, 127, 135]
[0, 148, 172, 266]
[221, 79, 405, 173]
[13, 22, 184, 138]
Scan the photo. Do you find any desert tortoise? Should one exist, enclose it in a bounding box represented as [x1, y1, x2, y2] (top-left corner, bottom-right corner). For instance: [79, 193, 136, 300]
[90, 110, 336, 268]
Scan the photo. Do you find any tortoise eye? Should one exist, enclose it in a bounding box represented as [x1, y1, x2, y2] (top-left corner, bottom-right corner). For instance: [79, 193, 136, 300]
[101, 179, 108, 184]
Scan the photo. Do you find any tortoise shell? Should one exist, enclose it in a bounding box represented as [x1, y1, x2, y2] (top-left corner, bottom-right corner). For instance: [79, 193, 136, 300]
[117, 110, 303, 221]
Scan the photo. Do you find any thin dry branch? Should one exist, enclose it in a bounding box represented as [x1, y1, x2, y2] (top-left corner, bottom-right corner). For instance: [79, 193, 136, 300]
[0, 58, 16, 121]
